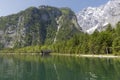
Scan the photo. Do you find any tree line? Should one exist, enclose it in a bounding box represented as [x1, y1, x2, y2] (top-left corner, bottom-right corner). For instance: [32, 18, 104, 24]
[1, 22, 120, 55]
[50, 22, 120, 55]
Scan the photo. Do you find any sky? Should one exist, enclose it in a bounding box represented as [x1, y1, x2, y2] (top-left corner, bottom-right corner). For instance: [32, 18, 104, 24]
[0, 0, 109, 17]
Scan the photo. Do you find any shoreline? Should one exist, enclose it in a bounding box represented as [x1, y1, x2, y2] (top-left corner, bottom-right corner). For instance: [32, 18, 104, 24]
[0, 53, 120, 58]
[51, 53, 120, 58]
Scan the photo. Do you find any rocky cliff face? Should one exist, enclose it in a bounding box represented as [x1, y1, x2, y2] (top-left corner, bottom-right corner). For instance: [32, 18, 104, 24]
[77, 0, 120, 34]
[0, 6, 81, 48]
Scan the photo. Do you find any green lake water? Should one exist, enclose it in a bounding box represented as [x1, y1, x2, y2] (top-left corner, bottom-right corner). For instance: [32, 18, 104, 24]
[0, 55, 120, 80]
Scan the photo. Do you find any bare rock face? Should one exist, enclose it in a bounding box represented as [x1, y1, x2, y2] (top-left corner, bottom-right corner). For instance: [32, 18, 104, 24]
[77, 0, 120, 34]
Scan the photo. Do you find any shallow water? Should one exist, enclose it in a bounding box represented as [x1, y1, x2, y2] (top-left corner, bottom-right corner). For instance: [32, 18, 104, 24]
[0, 55, 120, 80]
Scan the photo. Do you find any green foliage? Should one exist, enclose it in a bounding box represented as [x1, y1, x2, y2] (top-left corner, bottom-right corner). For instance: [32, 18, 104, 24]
[0, 43, 4, 50]
[60, 7, 74, 16]
[0, 6, 80, 50]
[115, 22, 120, 36]
[112, 37, 120, 54]
[1, 6, 120, 55]
[1, 45, 41, 53]
[46, 22, 120, 54]
[1, 22, 120, 55]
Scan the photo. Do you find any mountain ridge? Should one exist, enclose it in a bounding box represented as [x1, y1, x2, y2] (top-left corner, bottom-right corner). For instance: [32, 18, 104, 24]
[0, 5, 81, 49]
[77, 0, 120, 34]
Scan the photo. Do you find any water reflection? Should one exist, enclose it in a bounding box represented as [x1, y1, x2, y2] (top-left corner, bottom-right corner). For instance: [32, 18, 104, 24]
[0, 55, 120, 80]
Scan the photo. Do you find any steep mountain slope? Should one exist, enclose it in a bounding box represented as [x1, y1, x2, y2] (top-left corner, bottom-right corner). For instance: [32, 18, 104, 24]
[77, 0, 120, 34]
[0, 6, 81, 48]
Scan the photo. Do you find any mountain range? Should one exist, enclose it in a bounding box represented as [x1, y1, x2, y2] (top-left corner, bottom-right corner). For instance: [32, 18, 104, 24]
[77, 0, 120, 34]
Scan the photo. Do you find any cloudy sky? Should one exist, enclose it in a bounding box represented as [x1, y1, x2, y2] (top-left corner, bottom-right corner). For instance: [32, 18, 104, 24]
[0, 0, 109, 16]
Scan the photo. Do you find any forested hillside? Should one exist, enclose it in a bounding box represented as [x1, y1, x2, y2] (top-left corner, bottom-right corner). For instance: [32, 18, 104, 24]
[50, 22, 120, 54]
[0, 6, 81, 49]
[0, 5, 120, 55]
[2, 22, 120, 55]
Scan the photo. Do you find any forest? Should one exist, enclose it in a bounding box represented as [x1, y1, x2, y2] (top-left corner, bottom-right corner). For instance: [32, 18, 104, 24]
[1, 22, 120, 55]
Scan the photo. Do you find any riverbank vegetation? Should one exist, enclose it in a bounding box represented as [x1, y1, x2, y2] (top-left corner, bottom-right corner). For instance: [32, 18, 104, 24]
[0, 22, 120, 55]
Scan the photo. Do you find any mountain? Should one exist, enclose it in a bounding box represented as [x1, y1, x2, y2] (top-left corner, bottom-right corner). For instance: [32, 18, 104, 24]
[0, 6, 81, 48]
[77, 0, 120, 34]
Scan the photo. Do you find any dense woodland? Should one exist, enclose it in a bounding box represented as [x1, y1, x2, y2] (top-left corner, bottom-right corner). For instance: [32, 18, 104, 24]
[49, 22, 120, 55]
[1, 22, 120, 55]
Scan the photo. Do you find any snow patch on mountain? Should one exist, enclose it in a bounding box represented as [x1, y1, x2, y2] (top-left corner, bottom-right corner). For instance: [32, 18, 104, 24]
[77, 0, 120, 34]
[86, 24, 98, 34]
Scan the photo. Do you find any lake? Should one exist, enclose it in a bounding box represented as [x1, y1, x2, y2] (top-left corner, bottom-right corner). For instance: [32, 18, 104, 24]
[0, 55, 120, 80]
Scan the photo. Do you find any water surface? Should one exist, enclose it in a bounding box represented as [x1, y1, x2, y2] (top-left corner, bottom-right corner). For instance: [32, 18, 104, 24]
[0, 55, 120, 80]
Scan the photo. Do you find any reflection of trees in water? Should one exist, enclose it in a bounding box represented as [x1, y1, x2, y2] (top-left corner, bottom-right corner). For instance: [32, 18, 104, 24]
[0, 56, 120, 80]
[38, 62, 46, 80]
[50, 56, 120, 80]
